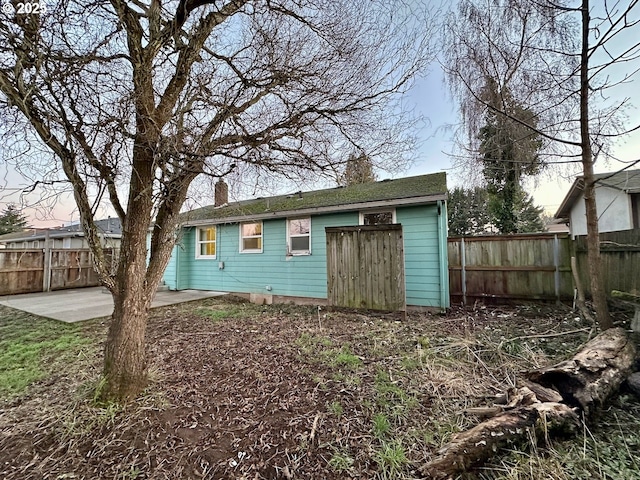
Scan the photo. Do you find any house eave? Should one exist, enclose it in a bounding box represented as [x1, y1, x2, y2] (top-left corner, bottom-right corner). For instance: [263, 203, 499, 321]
[554, 178, 583, 219]
[182, 193, 447, 227]
[0, 232, 122, 244]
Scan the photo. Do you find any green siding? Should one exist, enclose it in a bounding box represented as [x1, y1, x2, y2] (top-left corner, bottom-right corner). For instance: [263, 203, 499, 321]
[165, 204, 448, 307]
[397, 205, 444, 307]
[172, 212, 357, 298]
[164, 245, 178, 289]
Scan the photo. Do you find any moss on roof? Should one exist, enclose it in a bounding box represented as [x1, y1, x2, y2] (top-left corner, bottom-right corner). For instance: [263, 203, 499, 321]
[183, 172, 447, 223]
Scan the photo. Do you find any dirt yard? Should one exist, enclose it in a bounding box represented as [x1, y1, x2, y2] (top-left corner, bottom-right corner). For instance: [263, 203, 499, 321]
[1, 297, 638, 480]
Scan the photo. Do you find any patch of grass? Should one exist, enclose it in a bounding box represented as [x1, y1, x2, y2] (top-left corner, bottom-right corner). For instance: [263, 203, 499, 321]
[375, 440, 409, 479]
[296, 333, 333, 354]
[328, 450, 355, 473]
[296, 334, 364, 372]
[0, 308, 92, 399]
[372, 412, 391, 439]
[331, 372, 362, 386]
[328, 400, 343, 418]
[330, 346, 362, 369]
[399, 355, 421, 371]
[194, 305, 247, 322]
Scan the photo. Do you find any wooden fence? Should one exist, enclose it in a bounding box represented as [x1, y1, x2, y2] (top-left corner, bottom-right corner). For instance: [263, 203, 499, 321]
[0, 250, 44, 295]
[326, 225, 406, 311]
[448, 233, 574, 303]
[0, 249, 113, 295]
[575, 229, 640, 296]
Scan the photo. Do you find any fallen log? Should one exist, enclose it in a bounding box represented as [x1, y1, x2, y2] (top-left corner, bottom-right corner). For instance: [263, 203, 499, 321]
[421, 327, 636, 479]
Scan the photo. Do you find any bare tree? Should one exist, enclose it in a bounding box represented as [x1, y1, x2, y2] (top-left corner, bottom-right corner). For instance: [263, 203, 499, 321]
[0, 0, 437, 401]
[443, 0, 640, 329]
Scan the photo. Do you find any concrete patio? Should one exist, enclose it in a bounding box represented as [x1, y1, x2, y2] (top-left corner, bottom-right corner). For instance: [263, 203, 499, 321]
[0, 287, 227, 322]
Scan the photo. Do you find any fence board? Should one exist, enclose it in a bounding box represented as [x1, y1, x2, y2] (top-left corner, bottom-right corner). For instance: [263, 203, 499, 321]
[0, 250, 44, 295]
[575, 229, 640, 296]
[49, 249, 102, 290]
[326, 225, 405, 311]
[0, 248, 113, 295]
[448, 233, 573, 303]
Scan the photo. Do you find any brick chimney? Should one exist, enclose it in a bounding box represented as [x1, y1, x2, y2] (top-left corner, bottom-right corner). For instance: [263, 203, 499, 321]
[214, 179, 228, 206]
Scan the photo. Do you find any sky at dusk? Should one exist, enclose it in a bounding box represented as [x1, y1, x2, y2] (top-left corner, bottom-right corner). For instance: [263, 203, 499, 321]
[1, 4, 639, 229]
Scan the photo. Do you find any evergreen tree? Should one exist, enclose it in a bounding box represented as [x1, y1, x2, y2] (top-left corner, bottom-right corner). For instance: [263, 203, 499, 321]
[448, 187, 490, 236]
[0, 205, 28, 235]
[448, 186, 544, 235]
[515, 193, 545, 233]
[479, 83, 543, 234]
[340, 153, 377, 186]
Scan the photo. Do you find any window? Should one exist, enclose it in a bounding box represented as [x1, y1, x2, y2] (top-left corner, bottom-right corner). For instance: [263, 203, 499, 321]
[62, 237, 71, 249]
[32, 241, 39, 249]
[360, 209, 395, 225]
[240, 222, 262, 252]
[196, 226, 217, 258]
[288, 217, 311, 255]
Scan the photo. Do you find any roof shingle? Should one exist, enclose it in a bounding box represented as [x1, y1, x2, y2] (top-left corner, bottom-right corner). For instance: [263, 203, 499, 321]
[183, 173, 447, 224]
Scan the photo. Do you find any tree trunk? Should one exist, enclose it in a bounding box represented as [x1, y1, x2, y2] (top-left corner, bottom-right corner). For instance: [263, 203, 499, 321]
[103, 290, 151, 401]
[579, 0, 612, 330]
[422, 400, 577, 479]
[421, 327, 636, 479]
[101, 139, 157, 402]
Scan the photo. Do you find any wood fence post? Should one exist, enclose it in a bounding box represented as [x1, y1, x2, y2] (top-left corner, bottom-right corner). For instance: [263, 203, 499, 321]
[42, 229, 51, 292]
[461, 237, 467, 305]
[554, 234, 560, 303]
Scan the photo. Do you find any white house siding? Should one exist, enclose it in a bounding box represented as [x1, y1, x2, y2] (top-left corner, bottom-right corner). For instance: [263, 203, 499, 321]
[569, 185, 633, 237]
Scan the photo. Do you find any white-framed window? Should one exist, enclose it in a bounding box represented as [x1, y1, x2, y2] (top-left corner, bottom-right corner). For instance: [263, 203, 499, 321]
[62, 237, 71, 249]
[359, 209, 396, 225]
[196, 226, 217, 259]
[287, 217, 311, 255]
[32, 241, 39, 249]
[240, 221, 263, 253]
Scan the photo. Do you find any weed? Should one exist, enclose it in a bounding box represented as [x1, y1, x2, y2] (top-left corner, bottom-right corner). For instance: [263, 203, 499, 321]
[120, 466, 142, 479]
[328, 450, 355, 473]
[331, 372, 362, 386]
[375, 440, 408, 479]
[195, 306, 244, 322]
[400, 355, 420, 371]
[373, 412, 391, 438]
[328, 400, 344, 418]
[331, 347, 362, 369]
[296, 333, 333, 355]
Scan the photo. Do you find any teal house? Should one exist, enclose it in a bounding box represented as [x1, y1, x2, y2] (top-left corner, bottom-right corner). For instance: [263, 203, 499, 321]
[164, 173, 449, 309]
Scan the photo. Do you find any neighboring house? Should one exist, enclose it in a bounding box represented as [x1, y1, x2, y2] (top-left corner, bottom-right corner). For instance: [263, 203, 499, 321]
[165, 173, 450, 309]
[555, 169, 640, 237]
[0, 217, 122, 250]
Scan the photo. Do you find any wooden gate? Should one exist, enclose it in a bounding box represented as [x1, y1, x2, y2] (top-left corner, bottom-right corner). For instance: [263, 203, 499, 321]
[325, 225, 405, 311]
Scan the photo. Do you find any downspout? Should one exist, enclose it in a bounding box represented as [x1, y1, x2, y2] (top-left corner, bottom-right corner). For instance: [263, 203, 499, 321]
[175, 235, 180, 291]
[437, 200, 450, 309]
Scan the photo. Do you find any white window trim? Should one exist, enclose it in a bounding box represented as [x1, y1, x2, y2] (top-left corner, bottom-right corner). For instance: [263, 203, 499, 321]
[195, 225, 217, 259]
[239, 221, 263, 253]
[287, 217, 311, 256]
[359, 208, 397, 225]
